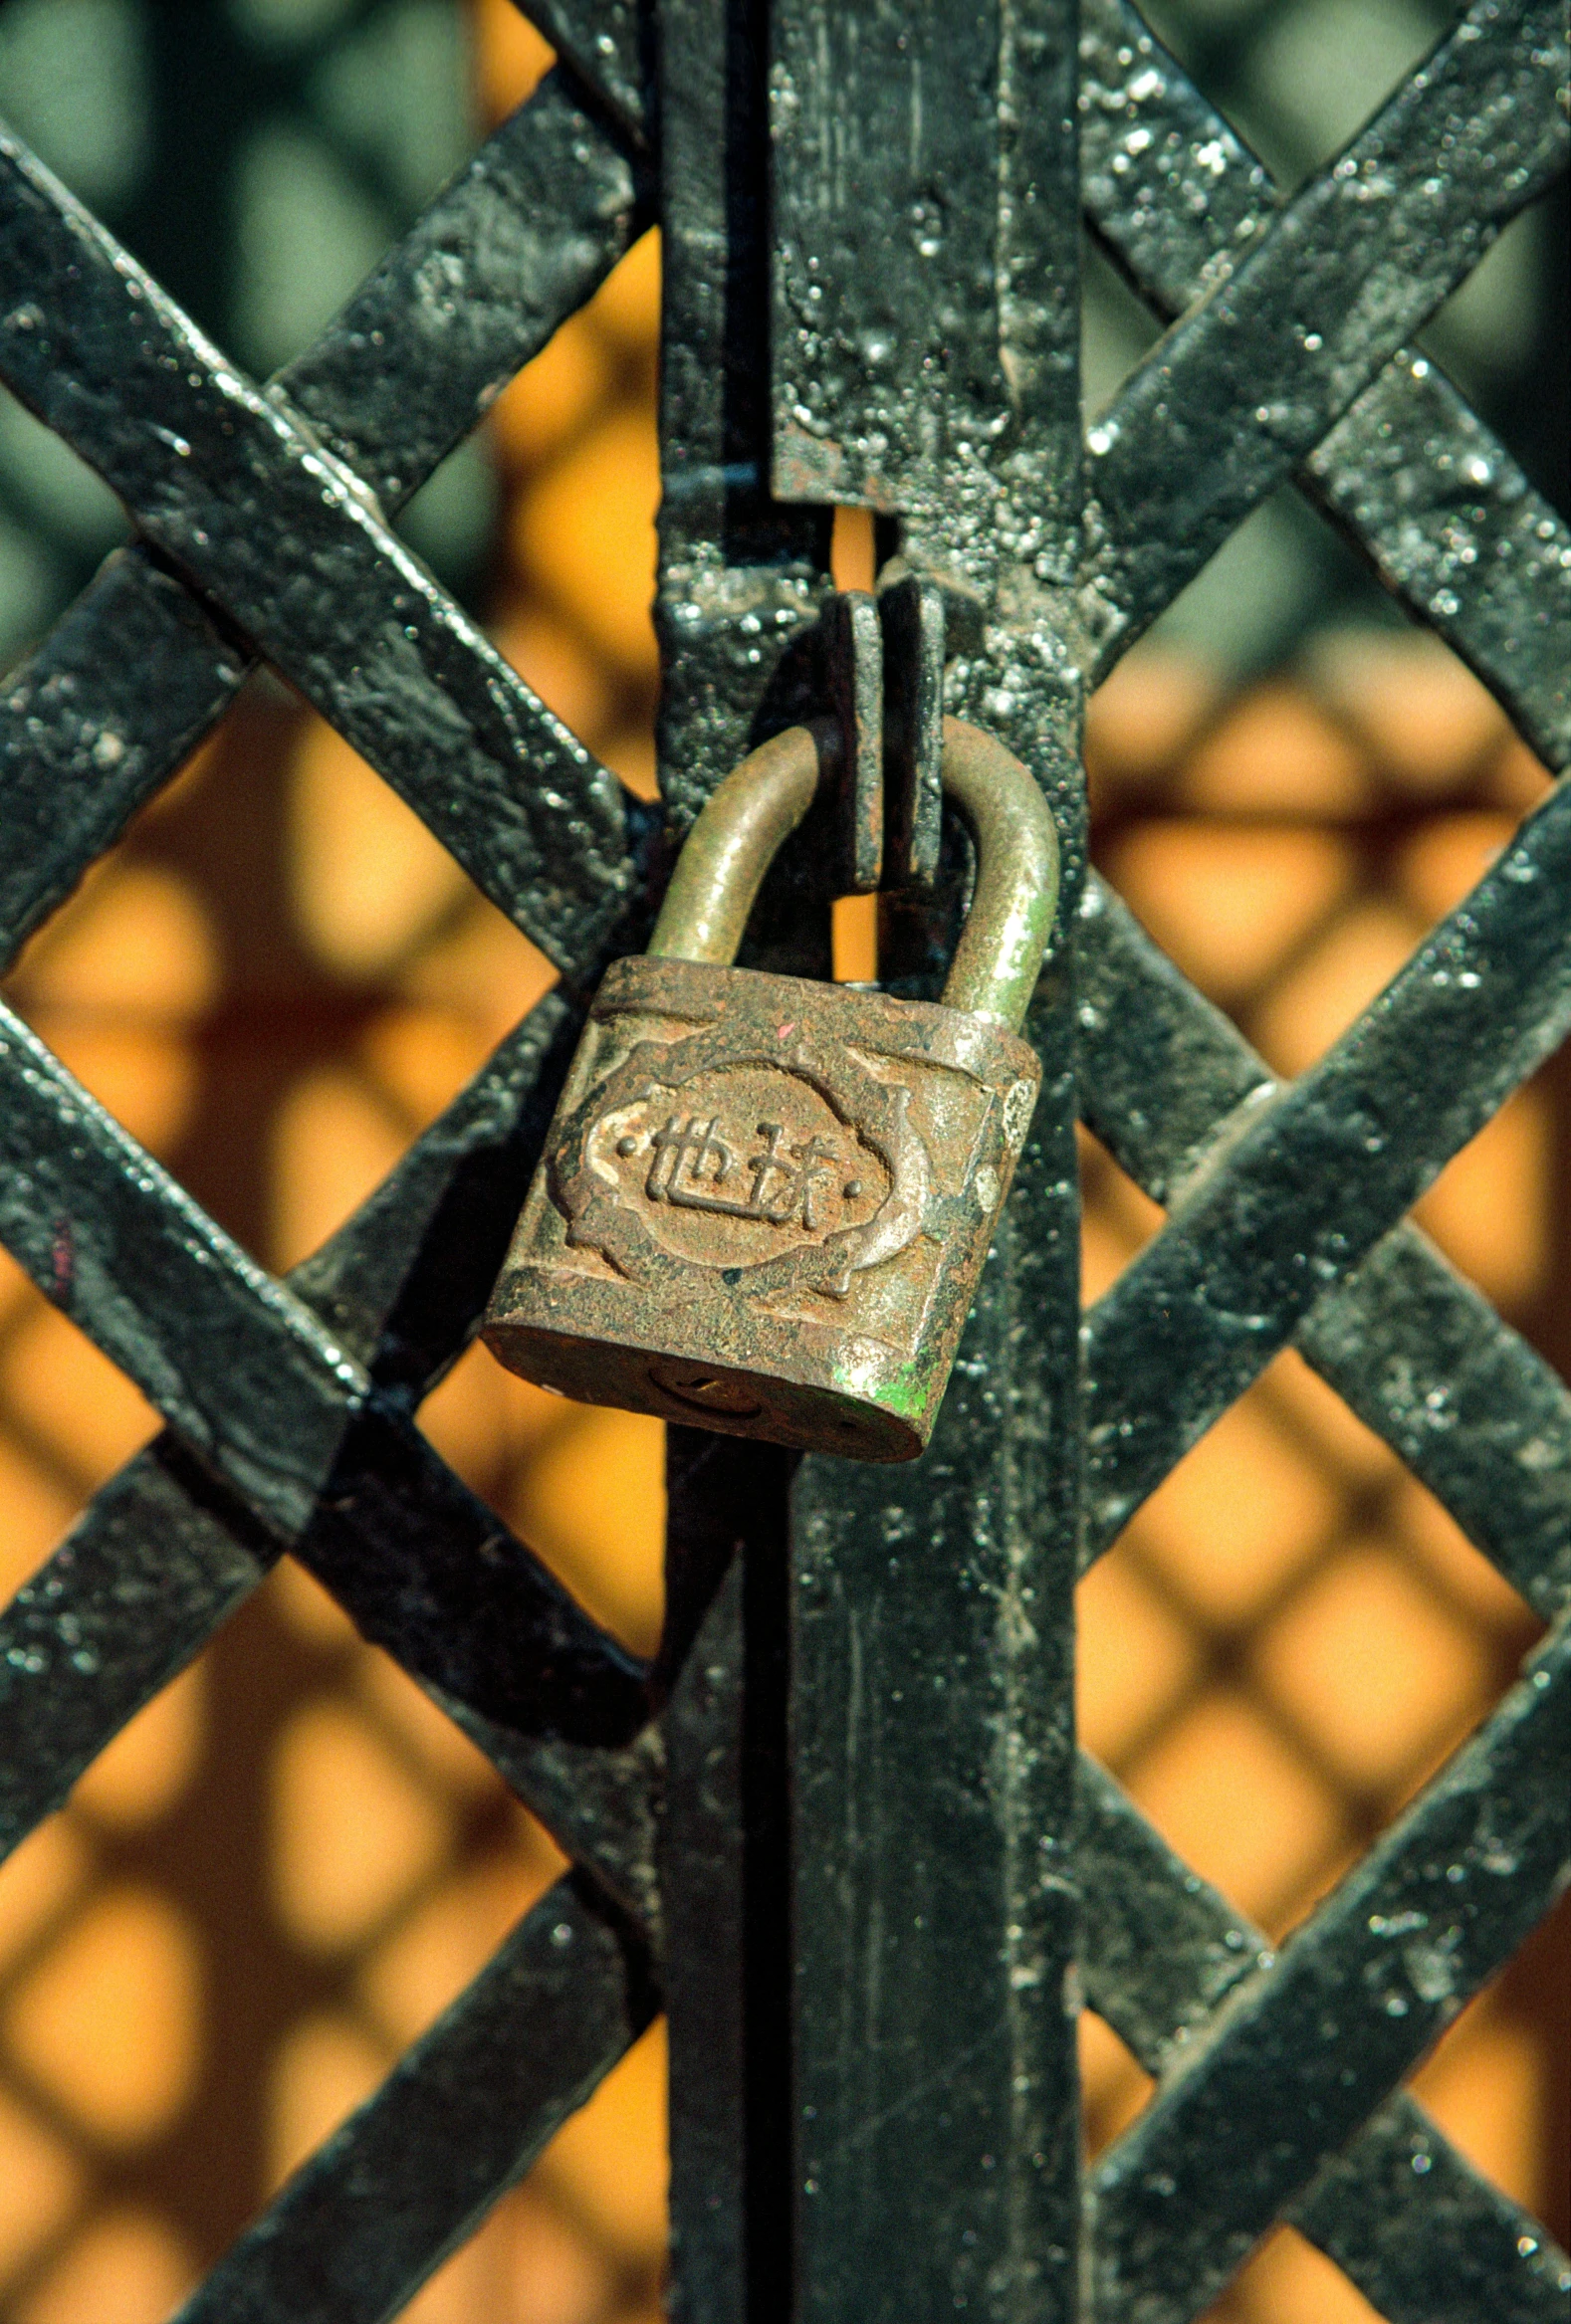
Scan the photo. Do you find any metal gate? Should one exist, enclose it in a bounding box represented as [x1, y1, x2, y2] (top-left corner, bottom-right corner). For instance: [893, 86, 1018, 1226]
[0, 0, 1566, 2316]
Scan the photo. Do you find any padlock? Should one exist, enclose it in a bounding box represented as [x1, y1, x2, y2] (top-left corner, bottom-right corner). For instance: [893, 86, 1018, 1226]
[482, 717, 1058, 1461]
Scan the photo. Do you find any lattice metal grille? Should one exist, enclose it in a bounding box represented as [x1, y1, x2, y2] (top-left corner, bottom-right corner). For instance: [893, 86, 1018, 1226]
[0, 0, 1565, 2319]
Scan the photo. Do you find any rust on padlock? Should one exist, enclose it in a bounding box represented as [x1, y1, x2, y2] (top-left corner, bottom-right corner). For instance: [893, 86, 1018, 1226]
[483, 720, 1057, 1461]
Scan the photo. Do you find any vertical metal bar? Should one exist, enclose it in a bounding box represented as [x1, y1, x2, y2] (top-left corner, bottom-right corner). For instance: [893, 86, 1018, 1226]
[653, 2, 832, 2317]
[653, 0, 830, 831]
[880, 575, 946, 889]
[823, 588, 885, 892]
[659, 1437, 795, 2323]
[772, 5, 1086, 2316]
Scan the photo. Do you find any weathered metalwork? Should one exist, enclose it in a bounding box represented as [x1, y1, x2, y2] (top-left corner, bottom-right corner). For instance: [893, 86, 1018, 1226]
[484, 718, 1056, 1457]
[0, 0, 1563, 2316]
[878, 574, 947, 889]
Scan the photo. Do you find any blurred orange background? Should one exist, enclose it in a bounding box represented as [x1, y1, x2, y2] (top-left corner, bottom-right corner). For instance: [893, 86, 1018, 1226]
[0, 4, 1565, 2320]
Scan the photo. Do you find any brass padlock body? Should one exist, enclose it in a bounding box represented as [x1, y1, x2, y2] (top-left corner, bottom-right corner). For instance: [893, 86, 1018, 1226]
[483, 719, 1057, 1461]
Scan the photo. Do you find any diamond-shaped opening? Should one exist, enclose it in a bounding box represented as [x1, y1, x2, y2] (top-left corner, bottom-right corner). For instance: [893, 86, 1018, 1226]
[396, 2015, 668, 2324]
[2, 216, 662, 1281]
[420, 1343, 666, 1663]
[1419, 190, 1567, 511]
[1137, 0, 1452, 194]
[1092, 609, 1558, 1101]
[0, 1251, 160, 1608]
[1079, 1348, 1543, 1943]
[1430, 208, 1541, 390]
[1079, 2007, 1156, 2164]
[1235, 0, 1447, 186]
[233, 117, 401, 381]
[1101, 812, 1360, 1026]
[0, 389, 128, 673]
[1, 685, 557, 1276]
[490, 228, 664, 802]
[1197, 2220, 1387, 2322]
[1079, 1126, 1166, 1306]
[473, 0, 557, 128]
[1137, 483, 1411, 689]
[1409, 1049, 1564, 1345]
[1082, 234, 1165, 424]
[1243, 829, 1557, 1087]
[1409, 1886, 1571, 2255]
[1085, 643, 1227, 811]
[0, 1554, 564, 2313]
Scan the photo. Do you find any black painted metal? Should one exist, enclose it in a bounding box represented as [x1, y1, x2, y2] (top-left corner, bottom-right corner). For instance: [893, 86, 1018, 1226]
[0, 74, 651, 973]
[1076, 0, 1567, 670]
[1090, 1621, 1570, 2321]
[1077, 0, 1571, 768]
[172, 1871, 658, 2324]
[822, 587, 885, 892]
[771, 10, 1085, 2318]
[0, 2, 1564, 2318]
[878, 575, 946, 889]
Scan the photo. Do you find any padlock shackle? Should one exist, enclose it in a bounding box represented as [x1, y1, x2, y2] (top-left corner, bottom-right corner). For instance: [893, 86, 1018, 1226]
[648, 716, 1059, 1030]
[648, 723, 823, 968]
[935, 720, 1059, 1028]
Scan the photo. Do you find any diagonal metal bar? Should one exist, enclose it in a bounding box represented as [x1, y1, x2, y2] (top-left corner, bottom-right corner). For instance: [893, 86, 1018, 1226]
[0, 1440, 274, 1856]
[0, 997, 374, 1539]
[0, 518, 1561, 1896]
[1290, 2090, 1571, 2322]
[515, 0, 650, 151]
[161, 1719, 1571, 2324]
[6, 543, 1561, 1905]
[1077, 1755, 1571, 2321]
[0, 999, 659, 1873]
[1075, 1750, 1262, 2067]
[10, 1226, 1552, 2320]
[18, 836, 1542, 1961]
[172, 1870, 658, 2324]
[521, 0, 1571, 774]
[1075, 875, 1571, 1608]
[1, 0, 1557, 1001]
[281, 76, 647, 502]
[0, 1002, 573, 1859]
[0, 1397, 660, 1918]
[1081, 778, 1571, 1557]
[0, 68, 667, 1906]
[0, 18, 1561, 2324]
[169, 1730, 1571, 2324]
[0, 119, 640, 973]
[1078, 0, 1569, 674]
[1088, 1616, 1571, 2322]
[0, 69, 644, 972]
[1301, 1232, 1571, 1623]
[0, 551, 252, 970]
[1307, 363, 1571, 771]
[1078, 0, 1571, 770]
[512, 0, 1571, 793]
